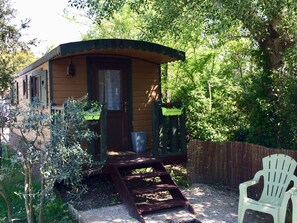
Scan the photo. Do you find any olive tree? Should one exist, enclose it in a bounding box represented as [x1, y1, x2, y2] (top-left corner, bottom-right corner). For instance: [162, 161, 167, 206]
[9, 97, 98, 223]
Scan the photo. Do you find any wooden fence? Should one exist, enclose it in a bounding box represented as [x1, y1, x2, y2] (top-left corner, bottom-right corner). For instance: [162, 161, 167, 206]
[187, 140, 297, 192]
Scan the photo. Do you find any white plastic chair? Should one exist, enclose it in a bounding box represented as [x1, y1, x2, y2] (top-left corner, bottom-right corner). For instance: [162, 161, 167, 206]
[238, 154, 297, 223]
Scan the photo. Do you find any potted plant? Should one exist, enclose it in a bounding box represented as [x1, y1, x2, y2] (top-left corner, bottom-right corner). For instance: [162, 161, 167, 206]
[83, 101, 102, 120]
[161, 98, 183, 116]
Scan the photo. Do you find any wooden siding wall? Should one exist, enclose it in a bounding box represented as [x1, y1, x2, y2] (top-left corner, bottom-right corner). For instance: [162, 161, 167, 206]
[51, 56, 87, 105]
[11, 63, 51, 147]
[131, 59, 161, 150]
[187, 140, 297, 190]
[15, 57, 161, 151]
[15, 63, 49, 109]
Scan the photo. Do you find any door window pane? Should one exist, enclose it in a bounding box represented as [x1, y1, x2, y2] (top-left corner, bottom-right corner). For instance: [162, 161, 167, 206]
[98, 70, 121, 110]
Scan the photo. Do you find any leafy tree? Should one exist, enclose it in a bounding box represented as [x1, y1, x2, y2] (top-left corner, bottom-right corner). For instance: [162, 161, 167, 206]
[0, 0, 36, 97]
[69, 0, 297, 149]
[81, 4, 142, 40]
[70, 0, 297, 71]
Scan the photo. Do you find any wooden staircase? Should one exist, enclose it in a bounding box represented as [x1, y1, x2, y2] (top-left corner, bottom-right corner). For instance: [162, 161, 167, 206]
[104, 157, 195, 222]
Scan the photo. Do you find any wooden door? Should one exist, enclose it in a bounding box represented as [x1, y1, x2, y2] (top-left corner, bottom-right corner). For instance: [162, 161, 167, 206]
[90, 60, 129, 151]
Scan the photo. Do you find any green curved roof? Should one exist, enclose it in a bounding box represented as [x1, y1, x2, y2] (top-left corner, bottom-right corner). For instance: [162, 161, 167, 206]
[18, 39, 185, 75]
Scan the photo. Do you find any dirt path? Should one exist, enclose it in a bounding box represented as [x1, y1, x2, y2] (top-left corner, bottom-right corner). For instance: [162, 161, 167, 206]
[74, 183, 272, 223]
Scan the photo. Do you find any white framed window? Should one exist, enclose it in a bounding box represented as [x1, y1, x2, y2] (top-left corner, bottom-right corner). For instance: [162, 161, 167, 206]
[30, 69, 48, 107]
[22, 75, 28, 99]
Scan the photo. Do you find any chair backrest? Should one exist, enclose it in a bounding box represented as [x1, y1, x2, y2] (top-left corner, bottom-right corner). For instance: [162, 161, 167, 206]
[260, 154, 297, 205]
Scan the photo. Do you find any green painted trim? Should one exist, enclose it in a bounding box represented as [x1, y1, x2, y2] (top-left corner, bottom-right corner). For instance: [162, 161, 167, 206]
[86, 56, 96, 157]
[59, 39, 185, 60]
[100, 105, 107, 162]
[127, 59, 133, 148]
[17, 39, 185, 76]
[48, 60, 53, 105]
[86, 57, 92, 99]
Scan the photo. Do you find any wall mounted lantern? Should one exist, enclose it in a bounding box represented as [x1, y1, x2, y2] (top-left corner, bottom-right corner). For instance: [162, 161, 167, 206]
[67, 59, 76, 77]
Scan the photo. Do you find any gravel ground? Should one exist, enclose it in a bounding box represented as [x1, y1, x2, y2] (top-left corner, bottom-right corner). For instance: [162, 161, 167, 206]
[74, 183, 272, 223]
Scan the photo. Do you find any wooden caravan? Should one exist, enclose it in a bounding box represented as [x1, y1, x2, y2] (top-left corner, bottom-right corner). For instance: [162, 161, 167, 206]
[14, 39, 193, 222]
[14, 39, 186, 162]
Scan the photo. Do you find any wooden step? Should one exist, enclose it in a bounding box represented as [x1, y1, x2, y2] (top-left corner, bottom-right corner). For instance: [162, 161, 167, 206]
[122, 171, 168, 181]
[113, 157, 160, 168]
[130, 183, 178, 195]
[137, 198, 188, 213]
[105, 158, 194, 222]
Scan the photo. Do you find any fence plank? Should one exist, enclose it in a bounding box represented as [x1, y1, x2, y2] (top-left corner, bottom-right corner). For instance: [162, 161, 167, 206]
[188, 140, 297, 195]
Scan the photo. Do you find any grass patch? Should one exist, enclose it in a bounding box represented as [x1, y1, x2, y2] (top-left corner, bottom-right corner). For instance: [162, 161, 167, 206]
[0, 171, 75, 222]
[165, 164, 189, 188]
[42, 196, 75, 223]
[0, 171, 26, 222]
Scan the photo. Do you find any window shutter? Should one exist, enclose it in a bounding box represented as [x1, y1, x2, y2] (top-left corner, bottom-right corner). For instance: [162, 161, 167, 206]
[29, 76, 34, 101]
[40, 71, 48, 107]
[22, 75, 28, 99]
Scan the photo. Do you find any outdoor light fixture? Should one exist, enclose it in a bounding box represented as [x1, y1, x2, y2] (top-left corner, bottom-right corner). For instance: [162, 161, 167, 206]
[67, 59, 76, 77]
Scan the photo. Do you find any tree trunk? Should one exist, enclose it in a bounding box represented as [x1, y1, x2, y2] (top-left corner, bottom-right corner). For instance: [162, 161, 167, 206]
[256, 19, 294, 71]
[258, 36, 286, 70]
[24, 162, 35, 223]
[38, 175, 45, 223]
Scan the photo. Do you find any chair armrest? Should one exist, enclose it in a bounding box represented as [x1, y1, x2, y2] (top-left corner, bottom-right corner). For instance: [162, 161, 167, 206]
[240, 179, 258, 188]
[239, 179, 259, 199]
[286, 187, 297, 196]
[239, 170, 263, 199]
[253, 169, 264, 182]
[239, 180, 259, 197]
[240, 170, 263, 190]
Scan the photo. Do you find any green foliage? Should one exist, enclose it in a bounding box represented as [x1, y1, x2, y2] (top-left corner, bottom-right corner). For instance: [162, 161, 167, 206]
[81, 4, 142, 40]
[0, 0, 36, 96]
[239, 68, 297, 149]
[0, 145, 17, 222]
[0, 167, 26, 222]
[0, 163, 74, 222]
[46, 96, 99, 196]
[84, 100, 102, 113]
[165, 165, 189, 188]
[42, 196, 75, 223]
[161, 98, 183, 109]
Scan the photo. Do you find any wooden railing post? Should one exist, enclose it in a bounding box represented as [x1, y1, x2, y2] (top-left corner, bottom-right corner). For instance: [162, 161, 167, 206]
[180, 107, 186, 153]
[162, 116, 168, 156]
[100, 104, 107, 163]
[169, 116, 178, 153]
